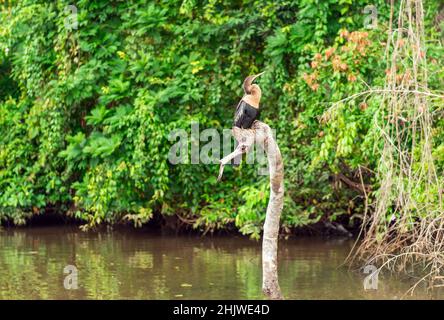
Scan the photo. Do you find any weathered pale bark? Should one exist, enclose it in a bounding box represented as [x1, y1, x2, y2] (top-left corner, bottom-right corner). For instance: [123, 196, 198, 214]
[218, 121, 284, 300]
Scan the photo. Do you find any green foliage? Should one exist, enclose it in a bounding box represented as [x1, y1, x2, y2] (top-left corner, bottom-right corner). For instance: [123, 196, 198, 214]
[0, 0, 442, 236]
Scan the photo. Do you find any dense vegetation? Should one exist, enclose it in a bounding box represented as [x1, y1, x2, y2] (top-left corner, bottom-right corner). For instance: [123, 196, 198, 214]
[0, 0, 442, 238]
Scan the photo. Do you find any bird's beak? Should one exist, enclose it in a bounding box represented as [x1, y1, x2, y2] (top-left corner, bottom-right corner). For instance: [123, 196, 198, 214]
[243, 71, 265, 94]
[252, 71, 265, 81]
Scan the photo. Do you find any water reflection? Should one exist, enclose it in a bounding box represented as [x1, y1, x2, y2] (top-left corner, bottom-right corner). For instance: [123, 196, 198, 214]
[0, 227, 440, 299]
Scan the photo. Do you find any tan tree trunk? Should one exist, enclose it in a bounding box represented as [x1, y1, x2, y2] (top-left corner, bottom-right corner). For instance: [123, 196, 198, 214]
[218, 121, 284, 300]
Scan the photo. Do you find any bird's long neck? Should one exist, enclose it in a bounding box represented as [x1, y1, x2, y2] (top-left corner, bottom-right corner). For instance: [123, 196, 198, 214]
[242, 84, 261, 108]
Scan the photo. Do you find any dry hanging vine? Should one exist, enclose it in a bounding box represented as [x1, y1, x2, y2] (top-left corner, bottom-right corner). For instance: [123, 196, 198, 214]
[333, 0, 444, 293]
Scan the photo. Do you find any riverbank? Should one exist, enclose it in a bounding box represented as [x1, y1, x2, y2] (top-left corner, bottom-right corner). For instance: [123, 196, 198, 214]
[0, 210, 359, 238]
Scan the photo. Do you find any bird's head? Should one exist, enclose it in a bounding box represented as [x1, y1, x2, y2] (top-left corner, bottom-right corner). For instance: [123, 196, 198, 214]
[242, 72, 265, 108]
[243, 71, 265, 94]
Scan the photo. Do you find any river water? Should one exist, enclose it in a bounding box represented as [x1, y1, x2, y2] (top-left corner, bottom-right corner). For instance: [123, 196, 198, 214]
[0, 226, 441, 299]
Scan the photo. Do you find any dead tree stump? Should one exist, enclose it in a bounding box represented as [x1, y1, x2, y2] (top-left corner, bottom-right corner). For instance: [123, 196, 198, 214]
[218, 121, 284, 300]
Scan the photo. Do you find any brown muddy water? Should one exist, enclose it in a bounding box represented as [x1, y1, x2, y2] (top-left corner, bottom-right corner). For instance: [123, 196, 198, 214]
[0, 226, 442, 299]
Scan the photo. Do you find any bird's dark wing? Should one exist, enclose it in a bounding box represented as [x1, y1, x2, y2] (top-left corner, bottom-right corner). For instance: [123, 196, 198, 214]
[233, 100, 259, 129]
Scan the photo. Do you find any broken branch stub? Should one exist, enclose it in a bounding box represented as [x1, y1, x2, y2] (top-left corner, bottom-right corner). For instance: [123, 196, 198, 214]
[217, 121, 284, 300]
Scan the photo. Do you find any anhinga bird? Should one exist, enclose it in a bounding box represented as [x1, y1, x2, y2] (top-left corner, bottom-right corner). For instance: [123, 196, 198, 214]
[231, 72, 264, 166]
[233, 72, 265, 129]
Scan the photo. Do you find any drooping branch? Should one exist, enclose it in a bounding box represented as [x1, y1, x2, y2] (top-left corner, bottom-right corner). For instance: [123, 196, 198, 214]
[217, 126, 255, 181]
[335, 172, 371, 194]
[218, 121, 284, 300]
